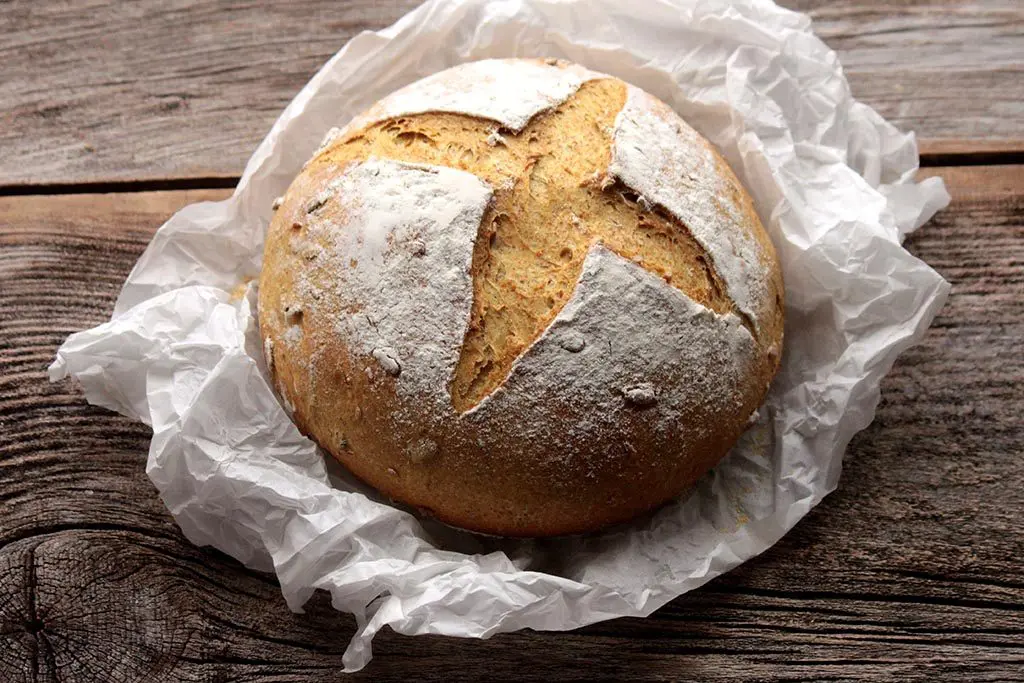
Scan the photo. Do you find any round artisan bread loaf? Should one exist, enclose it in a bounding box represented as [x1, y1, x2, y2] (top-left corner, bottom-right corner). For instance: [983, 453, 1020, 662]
[258, 58, 784, 537]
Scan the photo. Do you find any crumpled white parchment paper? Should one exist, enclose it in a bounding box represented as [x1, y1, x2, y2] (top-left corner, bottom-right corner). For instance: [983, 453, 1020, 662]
[50, 0, 951, 671]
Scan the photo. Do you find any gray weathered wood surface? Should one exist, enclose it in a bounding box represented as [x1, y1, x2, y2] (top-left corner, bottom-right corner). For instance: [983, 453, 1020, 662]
[1, 1, 1023, 680]
[1, 0, 1022, 187]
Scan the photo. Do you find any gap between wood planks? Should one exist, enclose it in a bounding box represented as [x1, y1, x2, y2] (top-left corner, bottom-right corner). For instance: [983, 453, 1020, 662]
[1, 148, 1023, 197]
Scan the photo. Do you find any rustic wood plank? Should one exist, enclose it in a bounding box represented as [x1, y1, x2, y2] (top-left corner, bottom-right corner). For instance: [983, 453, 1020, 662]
[0, 0, 420, 188]
[1, 167, 1022, 679]
[787, 0, 1024, 157]
[1, 1, 1021, 188]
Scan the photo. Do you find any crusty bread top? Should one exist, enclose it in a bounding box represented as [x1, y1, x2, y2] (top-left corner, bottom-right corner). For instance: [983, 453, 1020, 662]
[337, 58, 775, 337]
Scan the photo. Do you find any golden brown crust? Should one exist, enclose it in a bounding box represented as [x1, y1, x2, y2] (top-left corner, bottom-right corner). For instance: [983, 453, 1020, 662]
[258, 60, 784, 537]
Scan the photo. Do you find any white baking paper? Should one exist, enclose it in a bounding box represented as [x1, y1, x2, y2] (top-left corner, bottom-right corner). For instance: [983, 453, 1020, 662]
[50, 0, 951, 671]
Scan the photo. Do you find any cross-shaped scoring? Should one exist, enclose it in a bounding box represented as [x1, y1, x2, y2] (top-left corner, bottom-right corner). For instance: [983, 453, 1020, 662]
[336, 71, 777, 409]
[258, 59, 784, 535]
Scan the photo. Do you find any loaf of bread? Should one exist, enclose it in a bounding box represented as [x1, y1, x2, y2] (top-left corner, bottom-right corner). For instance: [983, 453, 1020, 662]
[258, 58, 784, 537]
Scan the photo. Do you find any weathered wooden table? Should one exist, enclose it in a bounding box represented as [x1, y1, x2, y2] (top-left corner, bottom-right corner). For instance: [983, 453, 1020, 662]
[2, 1, 1022, 680]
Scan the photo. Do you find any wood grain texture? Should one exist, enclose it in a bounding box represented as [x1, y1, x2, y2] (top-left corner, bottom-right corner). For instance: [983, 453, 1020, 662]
[1, 167, 1022, 680]
[1, 0, 1022, 187]
[786, 0, 1024, 155]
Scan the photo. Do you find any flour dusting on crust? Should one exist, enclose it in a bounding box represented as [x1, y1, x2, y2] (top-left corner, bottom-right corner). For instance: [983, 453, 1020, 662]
[303, 158, 492, 421]
[465, 245, 756, 458]
[343, 59, 602, 134]
[609, 86, 769, 331]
